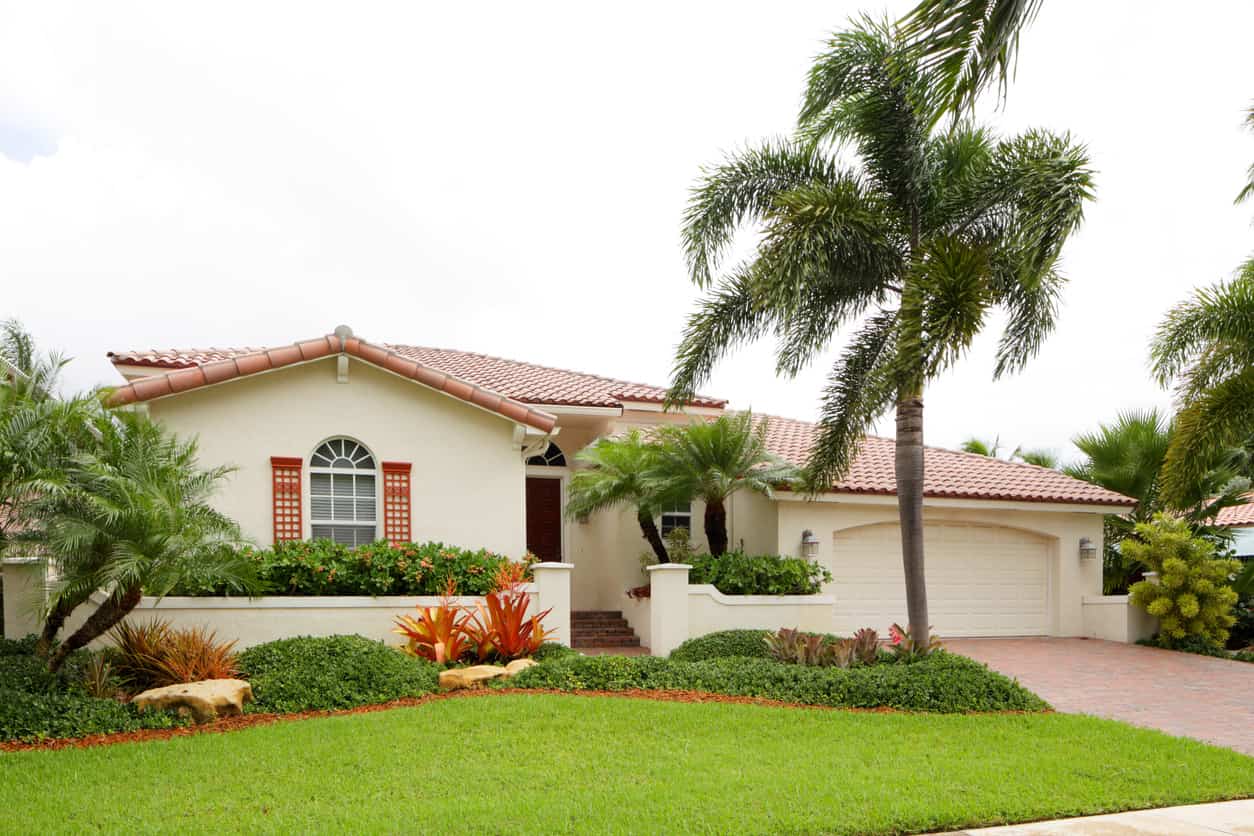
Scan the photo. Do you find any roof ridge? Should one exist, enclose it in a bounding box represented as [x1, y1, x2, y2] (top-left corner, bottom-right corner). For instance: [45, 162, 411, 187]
[385, 342, 726, 405]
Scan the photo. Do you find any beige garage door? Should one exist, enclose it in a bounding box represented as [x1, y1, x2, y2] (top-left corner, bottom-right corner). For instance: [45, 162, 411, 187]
[829, 522, 1050, 637]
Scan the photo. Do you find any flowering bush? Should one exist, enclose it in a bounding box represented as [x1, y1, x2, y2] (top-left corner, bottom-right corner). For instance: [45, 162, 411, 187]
[1126, 515, 1240, 647]
[173, 540, 536, 597]
[686, 551, 832, 595]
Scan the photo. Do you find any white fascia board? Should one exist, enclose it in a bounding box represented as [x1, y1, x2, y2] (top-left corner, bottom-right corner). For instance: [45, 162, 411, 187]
[773, 491, 1134, 515]
[530, 404, 623, 417]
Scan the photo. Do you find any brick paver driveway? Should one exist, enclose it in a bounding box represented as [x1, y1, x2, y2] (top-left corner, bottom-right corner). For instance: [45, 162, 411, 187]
[949, 638, 1254, 756]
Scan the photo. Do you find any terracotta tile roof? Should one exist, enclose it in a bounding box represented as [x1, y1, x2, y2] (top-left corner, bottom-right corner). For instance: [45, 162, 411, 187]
[1215, 496, 1254, 528]
[109, 344, 725, 410]
[759, 414, 1136, 507]
[106, 334, 558, 433]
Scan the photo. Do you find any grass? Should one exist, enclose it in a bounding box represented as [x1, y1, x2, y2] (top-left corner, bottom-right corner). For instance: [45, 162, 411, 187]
[2, 695, 1252, 834]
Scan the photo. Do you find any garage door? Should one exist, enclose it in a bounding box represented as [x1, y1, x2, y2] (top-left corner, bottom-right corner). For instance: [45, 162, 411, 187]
[829, 522, 1050, 637]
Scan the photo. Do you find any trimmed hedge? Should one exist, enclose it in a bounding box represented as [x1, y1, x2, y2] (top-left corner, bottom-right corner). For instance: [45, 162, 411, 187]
[669, 630, 772, 662]
[173, 540, 530, 597]
[238, 635, 440, 713]
[687, 551, 832, 595]
[505, 653, 1048, 713]
[0, 688, 185, 743]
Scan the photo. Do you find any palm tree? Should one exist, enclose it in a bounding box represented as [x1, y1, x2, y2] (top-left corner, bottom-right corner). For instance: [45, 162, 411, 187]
[962, 435, 1058, 468]
[566, 430, 676, 563]
[668, 19, 1092, 647]
[651, 413, 797, 556]
[1236, 104, 1253, 206]
[1152, 262, 1254, 505]
[899, 0, 1045, 119]
[31, 410, 257, 671]
[1065, 408, 1247, 592]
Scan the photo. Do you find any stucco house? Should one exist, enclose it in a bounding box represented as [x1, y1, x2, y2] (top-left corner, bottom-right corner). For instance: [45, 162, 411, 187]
[1215, 497, 1254, 560]
[106, 325, 1135, 642]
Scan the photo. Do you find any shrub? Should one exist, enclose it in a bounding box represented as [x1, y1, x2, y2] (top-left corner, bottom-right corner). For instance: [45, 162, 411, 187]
[173, 540, 534, 597]
[0, 634, 40, 657]
[111, 619, 240, 691]
[0, 687, 186, 743]
[687, 551, 832, 595]
[887, 623, 944, 661]
[532, 642, 580, 662]
[1125, 516, 1240, 647]
[237, 635, 439, 713]
[507, 653, 1047, 713]
[669, 630, 771, 662]
[80, 653, 120, 699]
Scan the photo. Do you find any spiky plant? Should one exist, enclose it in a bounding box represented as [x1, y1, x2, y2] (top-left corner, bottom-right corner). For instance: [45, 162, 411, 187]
[668, 19, 1092, 646]
[30, 410, 256, 671]
[651, 412, 797, 556]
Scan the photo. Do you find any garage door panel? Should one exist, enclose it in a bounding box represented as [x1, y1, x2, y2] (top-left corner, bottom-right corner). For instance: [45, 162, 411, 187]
[829, 522, 1049, 637]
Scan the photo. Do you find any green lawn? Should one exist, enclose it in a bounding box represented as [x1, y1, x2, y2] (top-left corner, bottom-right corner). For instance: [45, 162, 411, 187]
[2, 694, 1251, 834]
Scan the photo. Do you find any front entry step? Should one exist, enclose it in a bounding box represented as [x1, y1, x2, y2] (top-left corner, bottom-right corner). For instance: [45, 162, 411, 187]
[571, 610, 641, 649]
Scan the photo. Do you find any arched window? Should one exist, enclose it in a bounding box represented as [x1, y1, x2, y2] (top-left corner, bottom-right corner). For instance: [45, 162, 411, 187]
[309, 438, 377, 546]
[526, 441, 566, 467]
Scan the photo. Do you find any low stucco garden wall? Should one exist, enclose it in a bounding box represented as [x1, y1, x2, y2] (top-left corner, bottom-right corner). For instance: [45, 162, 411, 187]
[2, 559, 574, 648]
[1082, 594, 1158, 643]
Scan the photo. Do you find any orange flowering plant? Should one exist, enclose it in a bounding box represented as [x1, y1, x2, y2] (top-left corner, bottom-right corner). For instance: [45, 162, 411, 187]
[468, 583, 555, 662]
[393, 579, 476, 664]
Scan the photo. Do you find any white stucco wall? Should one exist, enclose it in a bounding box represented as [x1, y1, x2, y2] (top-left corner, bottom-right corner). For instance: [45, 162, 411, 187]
[146, 356, 528, 556]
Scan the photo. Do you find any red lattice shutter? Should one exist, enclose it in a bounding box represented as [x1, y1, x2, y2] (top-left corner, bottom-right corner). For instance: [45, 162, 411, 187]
[382, 462, 412, 545]
[271, 456, 303, 544]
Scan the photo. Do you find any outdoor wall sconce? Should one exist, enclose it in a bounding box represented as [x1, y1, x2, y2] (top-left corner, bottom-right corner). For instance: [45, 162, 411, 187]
[1078, 537, 1097, 561]
[801, 529, 820, 559]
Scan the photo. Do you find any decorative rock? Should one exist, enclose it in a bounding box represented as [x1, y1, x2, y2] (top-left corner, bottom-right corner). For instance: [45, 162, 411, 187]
[133, 679, 254, 724]
[439, 665, 510, 691]
[505, 658, 538, 676]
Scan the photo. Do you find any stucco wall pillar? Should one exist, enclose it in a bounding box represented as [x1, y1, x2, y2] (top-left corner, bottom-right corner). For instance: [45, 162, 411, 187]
[646, 563, 690, 657]
[2, 557, 46, 639]
[531, 562, 574, 647]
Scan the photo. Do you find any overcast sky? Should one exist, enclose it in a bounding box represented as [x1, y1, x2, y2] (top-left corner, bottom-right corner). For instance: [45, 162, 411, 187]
[1, 1, 1251, 463]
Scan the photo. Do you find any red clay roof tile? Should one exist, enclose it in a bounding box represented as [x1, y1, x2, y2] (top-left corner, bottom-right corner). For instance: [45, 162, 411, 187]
[759, 414, 1135, 507]
[1215, 496, 1254, 527]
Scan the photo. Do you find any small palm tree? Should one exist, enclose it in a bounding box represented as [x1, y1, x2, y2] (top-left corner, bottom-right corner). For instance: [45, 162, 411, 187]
[1152, 263, 1254, 506]
[960, 436, 1001, 457]
[668, 20, 1091, 645]
[961, 435, 1057, 468]
[0, 318, 68, 401]
[566, 430, 677, 563]
[32, 411, 257, 671]
[651, 413, 797, 556]
[1064, 408, 1247, 592]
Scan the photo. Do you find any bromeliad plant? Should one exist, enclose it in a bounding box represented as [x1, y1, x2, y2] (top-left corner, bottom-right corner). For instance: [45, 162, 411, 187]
[888, 623, 943, 661]
[765, 626, 882, 668]
[470, 583, 556, 662]
[393, 582, 477, 665]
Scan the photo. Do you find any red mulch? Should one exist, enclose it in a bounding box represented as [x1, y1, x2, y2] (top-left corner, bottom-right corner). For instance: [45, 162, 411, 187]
[0, 688, 1043, 753]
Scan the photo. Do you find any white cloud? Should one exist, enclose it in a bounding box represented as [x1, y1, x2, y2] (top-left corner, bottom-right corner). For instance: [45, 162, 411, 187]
[1, 0, 1250, 463]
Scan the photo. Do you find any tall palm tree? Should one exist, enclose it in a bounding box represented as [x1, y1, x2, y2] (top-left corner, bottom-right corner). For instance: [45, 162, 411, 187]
[31, 410, 257, 670]
[899, 0, 1045, 119]
[1152, 262, 1254, 505]
[668, 19, 1092, 646]
[651, 412, 796, 556]
[566, 430, 676, 563]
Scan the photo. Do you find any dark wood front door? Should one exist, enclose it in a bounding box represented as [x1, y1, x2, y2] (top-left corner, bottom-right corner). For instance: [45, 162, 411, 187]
[525, 477, 562, 562]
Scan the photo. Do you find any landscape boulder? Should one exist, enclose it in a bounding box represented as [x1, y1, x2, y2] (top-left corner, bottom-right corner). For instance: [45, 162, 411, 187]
[133, 679, 254, 724]
[439, 658, 539, 691]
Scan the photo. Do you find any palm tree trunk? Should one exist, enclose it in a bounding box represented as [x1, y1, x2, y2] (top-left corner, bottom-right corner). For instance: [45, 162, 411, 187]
[35, 596, 79, 659]
[895, 395, 929, 650]
[47, 584, 142, 672]
[636, 508, 670, 563]
[704, 499, 729, 556]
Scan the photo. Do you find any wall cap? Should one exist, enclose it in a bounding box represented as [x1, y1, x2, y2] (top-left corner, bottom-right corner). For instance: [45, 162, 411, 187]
[530, 562, 575, 571]
[646, 563, 692, 573]
[129, 588, 537, 611]
[1, 557, 42, 566]
[1082, 595, 1131, 605]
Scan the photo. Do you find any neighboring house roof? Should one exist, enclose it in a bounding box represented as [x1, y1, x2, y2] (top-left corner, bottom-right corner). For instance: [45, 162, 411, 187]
[106, 333, 559, 433]
[1214, 495, 1254, 528]
[760, 414, 1136, 507]
[109, 343, 726, 410]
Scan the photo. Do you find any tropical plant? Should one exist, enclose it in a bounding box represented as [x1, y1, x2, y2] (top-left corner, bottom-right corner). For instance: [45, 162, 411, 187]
[110, 618, 239, 690]
[566, 430, 677, 563]
[1236, 103, 1253, 207]
[899, 0, 1045, 119]
[1152, 263, 1254, 506]
[850, 628, 881, 665]
[80, 653, 120, 699]
[393, 583, 477, 665]
[29, 411, 257, 671]
[888, 622, 943, 660]
[765, 628, 839, 667]
[961, 435, 1057, 468]
[651, 412, 797, 556]
[1065, 409, 1247, 593]
[468, 583, 555, 662]
[686, 550, 832, 595]
[668, 20, 1092, 647]
[1125, 516, 1240, 648]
